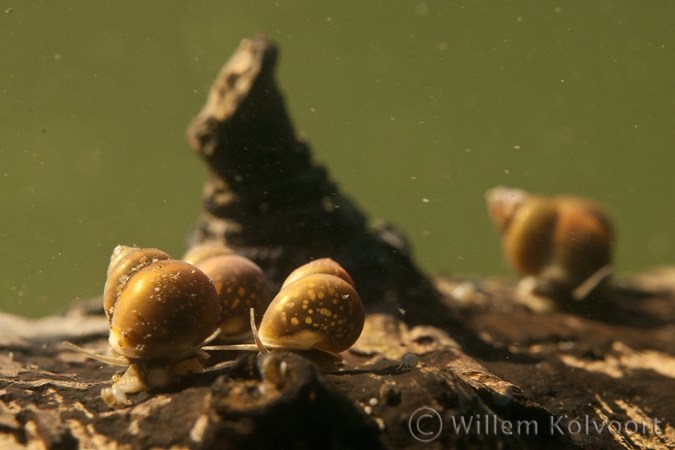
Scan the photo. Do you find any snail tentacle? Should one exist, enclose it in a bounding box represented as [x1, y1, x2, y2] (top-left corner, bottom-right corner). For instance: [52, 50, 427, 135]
[250, 307, 270, 355]
[63, 342, 129, 366]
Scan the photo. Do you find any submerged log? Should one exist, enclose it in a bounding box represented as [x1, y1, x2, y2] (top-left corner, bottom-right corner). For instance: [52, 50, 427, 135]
[184, 34, 441, 325]
[1, 34, 675, 450]
[1, 272, 674, 449]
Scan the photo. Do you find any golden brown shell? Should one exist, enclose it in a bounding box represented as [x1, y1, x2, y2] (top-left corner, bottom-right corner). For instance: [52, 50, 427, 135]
[195, 254, 271, 338]
[182, 241, 234, 266]
[485, 186, 530, 236]
[281, 258, 355, 289]
[259, 273, 365, 354]
[500, 195, 559, 277]
[108, 259, 221, 362]
[486, 186, 614, 293]
[103, 246, 171, 321]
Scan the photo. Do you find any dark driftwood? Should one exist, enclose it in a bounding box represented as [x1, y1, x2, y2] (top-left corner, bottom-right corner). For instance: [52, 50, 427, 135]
[184, 34, 441, 325]
[2, 34, 675, 450]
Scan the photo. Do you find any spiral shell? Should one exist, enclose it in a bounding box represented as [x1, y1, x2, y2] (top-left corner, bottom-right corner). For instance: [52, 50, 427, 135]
[259, 273, 365, 354]
[182, 241, 234, 266]
[103, 247, 222, 362]
[486, 186, 614, 297]
[103, 246, 171, 321]
[195, 254, 270, 338]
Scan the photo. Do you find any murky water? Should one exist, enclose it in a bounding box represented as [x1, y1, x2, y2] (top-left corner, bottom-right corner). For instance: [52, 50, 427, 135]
[2, 2, 674, 317]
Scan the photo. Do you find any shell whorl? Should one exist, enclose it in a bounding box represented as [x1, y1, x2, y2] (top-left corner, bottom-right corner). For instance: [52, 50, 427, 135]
[103, 246, 171, 321]
[281, 258, 355, 289]
[182, 241, 234, 266]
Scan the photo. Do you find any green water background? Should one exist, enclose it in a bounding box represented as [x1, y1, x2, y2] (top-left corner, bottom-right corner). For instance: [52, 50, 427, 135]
[1, 1, 674, 317]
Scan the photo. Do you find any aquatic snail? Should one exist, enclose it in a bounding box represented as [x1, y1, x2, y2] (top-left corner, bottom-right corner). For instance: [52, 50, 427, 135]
[396, 353, 419, 370]
[486, 186, 614, 302]
[257, 353, 289, 390]
[193, 253, 271, 340]
[181, 241, 272, 340]
[205, 258, 366, 370]
[66, 245, 223, 408]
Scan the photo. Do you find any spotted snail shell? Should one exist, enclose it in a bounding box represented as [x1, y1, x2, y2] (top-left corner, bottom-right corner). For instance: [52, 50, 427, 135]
[104, 246, 221, 362]
[194, 254, 271, 339]
[258, 259, 364, 355]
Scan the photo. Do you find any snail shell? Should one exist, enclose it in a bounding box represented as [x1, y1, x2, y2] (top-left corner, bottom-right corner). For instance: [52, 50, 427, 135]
[281, 258, 355, 289]
[103, 246, 171, 321]
[182, 241, 234, 266]
[486, 186, 614, 299]
[259, 272, 365, 355]
[194, 254, 271, 339]
[109, 258, 221, 362]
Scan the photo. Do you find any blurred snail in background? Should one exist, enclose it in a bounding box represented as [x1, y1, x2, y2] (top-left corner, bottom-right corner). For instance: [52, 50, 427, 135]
[206, 258, 365, 371]
[184, 242, 271, 341]
[66, 245, 222, 408]
[486, 186, 614, 304]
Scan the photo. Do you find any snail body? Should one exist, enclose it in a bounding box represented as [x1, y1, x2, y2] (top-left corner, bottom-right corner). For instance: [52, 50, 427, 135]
[486, 187, 614, 302]
[67, 245, 221, 408]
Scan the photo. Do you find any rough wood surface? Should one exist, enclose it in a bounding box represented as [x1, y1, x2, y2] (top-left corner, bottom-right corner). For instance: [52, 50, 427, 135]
[2, 34, 674, 449]
[1, 273, 674, 449]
